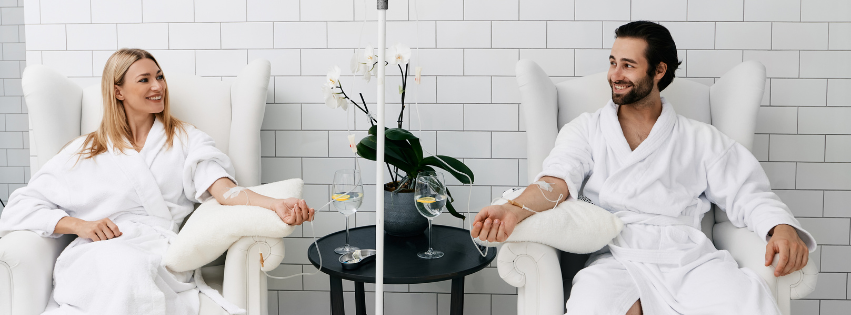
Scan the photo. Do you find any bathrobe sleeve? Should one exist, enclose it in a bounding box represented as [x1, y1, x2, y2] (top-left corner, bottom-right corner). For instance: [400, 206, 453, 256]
[534, 113, 595, 199]
[0, 151, 73, 237]
[182, 126, 237, 203]
[704, 142, 817, 252]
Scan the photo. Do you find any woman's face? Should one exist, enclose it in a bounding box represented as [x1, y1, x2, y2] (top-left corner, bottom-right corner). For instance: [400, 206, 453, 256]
[115, 58, 166, 117]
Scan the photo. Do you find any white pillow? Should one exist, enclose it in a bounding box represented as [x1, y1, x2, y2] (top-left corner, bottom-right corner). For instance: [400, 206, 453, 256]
[474, 188, 623, 254]
[163, 179, 302, 272]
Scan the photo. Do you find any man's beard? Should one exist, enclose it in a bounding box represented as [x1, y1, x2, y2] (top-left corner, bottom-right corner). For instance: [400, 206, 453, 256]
[610, 72, 654, 106]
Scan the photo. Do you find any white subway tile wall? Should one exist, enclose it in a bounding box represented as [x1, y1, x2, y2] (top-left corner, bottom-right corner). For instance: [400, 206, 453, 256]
[6, 1, 849, 314]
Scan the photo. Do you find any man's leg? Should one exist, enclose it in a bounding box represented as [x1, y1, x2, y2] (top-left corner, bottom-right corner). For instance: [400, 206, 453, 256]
[565, 253, 640, 315]
[665, 250, 781, 314]
[626, 300, 642, 315]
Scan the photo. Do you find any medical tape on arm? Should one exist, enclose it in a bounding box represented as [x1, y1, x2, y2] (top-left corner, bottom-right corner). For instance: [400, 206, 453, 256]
[223, 186, 251, 206]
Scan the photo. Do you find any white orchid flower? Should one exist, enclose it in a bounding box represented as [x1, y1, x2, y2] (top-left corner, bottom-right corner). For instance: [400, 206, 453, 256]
[323, 66, 348, 110]
[388, 43, 411, 66]
[362, 45, 376, 82]
[364, 45, 376, 66]
[326, 65, 342, 89]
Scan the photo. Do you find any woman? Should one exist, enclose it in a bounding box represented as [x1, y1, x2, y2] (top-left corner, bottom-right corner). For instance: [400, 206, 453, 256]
[0, 48, 314, 315]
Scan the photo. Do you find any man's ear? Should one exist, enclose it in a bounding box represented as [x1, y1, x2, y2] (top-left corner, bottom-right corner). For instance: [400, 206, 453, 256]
[114, 85, 124, 101]
[655, 62, 667, 81]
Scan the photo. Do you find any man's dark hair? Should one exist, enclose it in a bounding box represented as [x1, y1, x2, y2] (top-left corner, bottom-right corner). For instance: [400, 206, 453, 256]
[614, 21, 682, 91]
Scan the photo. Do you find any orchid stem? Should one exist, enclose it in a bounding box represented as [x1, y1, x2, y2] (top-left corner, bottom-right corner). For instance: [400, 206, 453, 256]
[397, 64, 408, 129]
[337, 84, 376, 124]
[359, 93, 374, 126]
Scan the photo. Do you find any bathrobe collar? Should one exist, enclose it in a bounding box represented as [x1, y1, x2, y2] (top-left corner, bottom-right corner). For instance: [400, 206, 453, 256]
[600, 96, 677, 169]
[106, 118, 173, 225]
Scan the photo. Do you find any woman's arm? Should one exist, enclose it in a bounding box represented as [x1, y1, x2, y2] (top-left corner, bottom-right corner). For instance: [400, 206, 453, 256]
[54, 216, 122, 242]
[206, 177, 315, 225]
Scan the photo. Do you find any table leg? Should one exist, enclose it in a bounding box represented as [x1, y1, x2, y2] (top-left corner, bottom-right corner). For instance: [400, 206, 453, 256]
[355, 282, 367, 315]
[330, 275, 345, 315]
[450, 277, 465, 315]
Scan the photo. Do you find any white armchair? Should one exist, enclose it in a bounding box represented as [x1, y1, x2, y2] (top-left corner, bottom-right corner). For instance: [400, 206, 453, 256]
[0, 59, 283, 315]
[497, 60, 819, 315]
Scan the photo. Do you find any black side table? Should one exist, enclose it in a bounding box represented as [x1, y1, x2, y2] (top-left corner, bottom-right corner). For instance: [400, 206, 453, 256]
[307, 225, 496, 315]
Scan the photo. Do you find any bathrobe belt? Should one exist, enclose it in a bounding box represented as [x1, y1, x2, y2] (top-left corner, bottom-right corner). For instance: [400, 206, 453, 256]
[608, 211, 707, 266]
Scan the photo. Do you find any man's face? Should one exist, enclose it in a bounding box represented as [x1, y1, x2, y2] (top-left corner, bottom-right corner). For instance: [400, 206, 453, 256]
[608, 37, 657, 106]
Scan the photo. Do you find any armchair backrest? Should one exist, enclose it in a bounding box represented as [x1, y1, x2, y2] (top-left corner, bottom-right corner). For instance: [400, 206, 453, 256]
[22, 59, 271, 186]
[517, 59, 766, 239]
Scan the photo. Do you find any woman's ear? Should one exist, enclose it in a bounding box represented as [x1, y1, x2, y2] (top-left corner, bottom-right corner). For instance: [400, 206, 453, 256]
[114, 85, 124, 100]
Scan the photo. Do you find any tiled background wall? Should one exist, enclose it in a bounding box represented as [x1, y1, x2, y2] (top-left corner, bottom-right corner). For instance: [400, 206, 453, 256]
[2, 0, 849, 314]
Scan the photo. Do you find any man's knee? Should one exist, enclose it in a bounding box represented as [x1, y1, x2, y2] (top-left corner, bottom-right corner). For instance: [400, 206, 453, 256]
[625, 299, 642, 315]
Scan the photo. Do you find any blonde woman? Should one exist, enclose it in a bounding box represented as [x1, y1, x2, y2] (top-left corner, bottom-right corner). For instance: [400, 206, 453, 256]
[0, 48, 314, 315]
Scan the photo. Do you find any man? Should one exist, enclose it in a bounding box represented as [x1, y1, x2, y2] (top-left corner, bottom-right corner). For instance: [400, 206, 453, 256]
[471, 21, 814, 315]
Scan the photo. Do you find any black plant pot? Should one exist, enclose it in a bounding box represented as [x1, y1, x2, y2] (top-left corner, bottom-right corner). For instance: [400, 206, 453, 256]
[383, 190, 428, 237]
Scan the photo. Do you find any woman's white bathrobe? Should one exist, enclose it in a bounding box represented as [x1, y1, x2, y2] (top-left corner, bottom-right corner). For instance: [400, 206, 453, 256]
[536, 98, 817, 315]
[0, 118, 237, 315]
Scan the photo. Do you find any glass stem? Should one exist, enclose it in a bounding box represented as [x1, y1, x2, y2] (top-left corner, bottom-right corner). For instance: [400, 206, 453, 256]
[345, 215, 351, 246]
[427, 219, 433, 252]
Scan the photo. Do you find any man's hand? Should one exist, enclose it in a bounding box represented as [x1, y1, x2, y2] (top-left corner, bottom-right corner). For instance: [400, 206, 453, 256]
[273, 198, 315, 225]
[470, 204, 530, 242]
[765, 224, 809, 277]
[74, 218, 122, 242]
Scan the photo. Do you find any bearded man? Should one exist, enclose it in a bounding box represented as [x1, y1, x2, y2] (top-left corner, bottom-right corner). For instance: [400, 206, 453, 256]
[471, 21, 814, 315]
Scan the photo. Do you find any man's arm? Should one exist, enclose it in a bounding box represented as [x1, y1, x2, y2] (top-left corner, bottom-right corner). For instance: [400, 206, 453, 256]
[471, 176, 569, 242]
[704, 142, 815, 277]
[471, 113, 596, 242]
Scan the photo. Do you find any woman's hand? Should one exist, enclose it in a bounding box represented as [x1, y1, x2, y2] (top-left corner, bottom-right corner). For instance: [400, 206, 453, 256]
[72, 218, 122, 242]
[273, 198, 315, 225]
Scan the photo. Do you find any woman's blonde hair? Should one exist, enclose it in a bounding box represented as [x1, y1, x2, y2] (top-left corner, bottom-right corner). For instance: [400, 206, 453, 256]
[78, 48, 185, 159]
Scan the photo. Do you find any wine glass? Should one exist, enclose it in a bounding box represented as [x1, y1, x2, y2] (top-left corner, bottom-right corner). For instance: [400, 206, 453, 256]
[332, 169, 363, 255]
[415, 171, 447, 259]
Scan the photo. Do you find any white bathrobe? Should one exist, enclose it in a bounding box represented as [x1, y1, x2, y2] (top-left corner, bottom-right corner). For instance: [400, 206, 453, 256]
[0, 118, 237, 315]
[536, 98, 816, 315]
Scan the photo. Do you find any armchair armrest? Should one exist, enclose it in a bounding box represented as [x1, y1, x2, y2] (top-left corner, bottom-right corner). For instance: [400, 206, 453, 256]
[497, 242, 563, 315]
[0, 231, 75, 315]
[713, 221, 817, 315]
[221, 236, 285, 315]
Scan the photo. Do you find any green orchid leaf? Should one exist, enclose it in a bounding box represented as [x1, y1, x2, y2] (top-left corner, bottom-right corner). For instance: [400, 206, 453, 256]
[385, 128, 423, 163]
[409, 138, 423, 162]
[368, 125, 381, 136]
[421, 155, 474, 184]
[356, 142, 377, 160]
[361, 135, 406, 163]
[368, 128, 420, 160]
[445, 199, 465, 219]
[388, 139, 418, 165]
[358, 137, 415, 173]
[385, 128, 418, 141]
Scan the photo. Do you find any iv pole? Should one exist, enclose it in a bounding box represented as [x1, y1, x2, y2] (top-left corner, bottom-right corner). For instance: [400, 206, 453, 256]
[375, 1, 387, 314]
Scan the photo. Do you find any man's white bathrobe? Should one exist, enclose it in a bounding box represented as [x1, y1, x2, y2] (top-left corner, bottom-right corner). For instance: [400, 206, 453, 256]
[0, 118, 238, 315]
[536, 98, 816, 315]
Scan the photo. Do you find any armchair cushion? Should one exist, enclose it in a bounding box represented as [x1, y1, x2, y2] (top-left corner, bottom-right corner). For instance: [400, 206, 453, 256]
[475, 188, 624, 254]
[163, 178, 302, 272]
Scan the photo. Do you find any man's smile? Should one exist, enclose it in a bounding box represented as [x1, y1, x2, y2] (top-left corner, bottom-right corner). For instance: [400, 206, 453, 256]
[612, 82, 633, 93]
